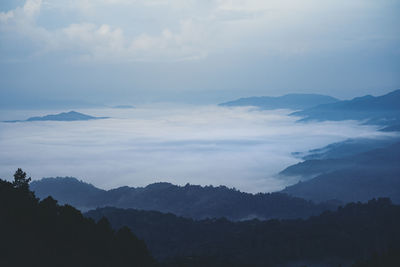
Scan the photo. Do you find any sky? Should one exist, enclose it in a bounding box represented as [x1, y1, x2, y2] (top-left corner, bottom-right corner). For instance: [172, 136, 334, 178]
[0, 106, 395, 192]
[1, 0, 400, 107]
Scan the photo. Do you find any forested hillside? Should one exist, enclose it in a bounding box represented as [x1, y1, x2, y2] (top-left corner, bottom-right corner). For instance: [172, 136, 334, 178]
[31, 178, 337, 220]
[2, 168, 400, 267]
[87, 198, 400, 267]
[280, 142, 400, 203]
[0, 169, 155, 267]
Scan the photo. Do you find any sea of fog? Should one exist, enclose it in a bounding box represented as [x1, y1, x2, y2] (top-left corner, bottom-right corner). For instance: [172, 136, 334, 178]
[0, 105, 393, 193]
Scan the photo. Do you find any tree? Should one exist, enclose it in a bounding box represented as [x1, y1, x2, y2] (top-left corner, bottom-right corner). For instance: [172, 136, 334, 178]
[12, 168, 31, 191]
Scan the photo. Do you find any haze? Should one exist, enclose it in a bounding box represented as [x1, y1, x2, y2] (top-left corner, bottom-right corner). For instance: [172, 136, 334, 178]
[0, 106, 394, 192]
[1, 0, 399, 108]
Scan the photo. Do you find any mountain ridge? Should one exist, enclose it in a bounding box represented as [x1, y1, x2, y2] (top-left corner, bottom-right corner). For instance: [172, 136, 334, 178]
[30, 178, 338, 221]
[290, 89, 400, 126]
[3, 111, 109, 122]
[280, 142, 400, 203]
[85, 198, 400, 266]
[219, 93, 339, 110]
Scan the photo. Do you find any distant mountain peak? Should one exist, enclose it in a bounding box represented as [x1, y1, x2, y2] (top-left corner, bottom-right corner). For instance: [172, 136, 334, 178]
[4, 111, 109, 123]
[219, 93, 338, 110]
[290, 89, 400, 127]
[111, 105, 135, 109]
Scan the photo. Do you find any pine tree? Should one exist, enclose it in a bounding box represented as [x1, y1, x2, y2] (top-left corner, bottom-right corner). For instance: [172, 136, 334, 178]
[12, 168, 31, 191]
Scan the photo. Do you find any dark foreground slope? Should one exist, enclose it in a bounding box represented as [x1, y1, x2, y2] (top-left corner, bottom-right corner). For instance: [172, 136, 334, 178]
[219, 93, 338, 110]
[31, 178, 337, 220]
[280, 142, 400, 203]
[0, 178, 155, 267]
[86, 198, 400, 267]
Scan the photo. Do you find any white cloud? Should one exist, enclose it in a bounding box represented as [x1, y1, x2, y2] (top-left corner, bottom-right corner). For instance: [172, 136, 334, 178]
[0, 106, 394, 192]
[0, 10, 14, 23]
[129, 19, 209, 61]
[1, 0, 398, 62]
[23, 0, 42, 18]
[0, 0, 216, 61]
[0, 0, 41, 24]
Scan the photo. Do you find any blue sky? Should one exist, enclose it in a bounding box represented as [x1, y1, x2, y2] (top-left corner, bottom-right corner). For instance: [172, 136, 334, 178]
[1, 0, 399, 107]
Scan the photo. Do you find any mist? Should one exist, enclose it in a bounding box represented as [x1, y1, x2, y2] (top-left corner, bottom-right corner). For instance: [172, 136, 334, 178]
[0, 105, 393, 193]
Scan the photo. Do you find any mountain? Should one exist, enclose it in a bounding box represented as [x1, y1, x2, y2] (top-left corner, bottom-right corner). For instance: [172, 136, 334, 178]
[30, 178, 337, 220]
[291, 89, 400, 127]
[281, 142, 400, 178]
[219, 93, 338, 110]
[292, 137, 400, 161]
[4, 111, 109, 122]
[30, 177, 106, 210]
[0, 178, 155, 267]
[112, 105, 135, 109]
[86, 198, 400, 266]
[280, 142, 400, 203]
[381, 124, 400, 132]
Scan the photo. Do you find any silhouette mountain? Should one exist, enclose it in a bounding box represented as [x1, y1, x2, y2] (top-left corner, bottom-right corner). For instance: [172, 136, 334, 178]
[86, 198, 400, 266]
[4, 111, 109, 122]
[381, 124, 400, 132]
[0, 177, 155, 267]
[219, 93, 338, 110]
[30, 178, 337, 220]
[4, 170, 399, 267]
[280, 142, 400, 203]
[292, 137, 400, 161]
[291, 89, 400, 127]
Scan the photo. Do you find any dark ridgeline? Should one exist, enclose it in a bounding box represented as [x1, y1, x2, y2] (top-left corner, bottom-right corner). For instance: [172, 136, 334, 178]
[2, 168, 400, 266]
[280, 141, 400, 203]
[0, 169, 155, 267]
[31, 178, 338, 220]
[294, 137, 399, 161]
[86, 199, 400, 267]
[3, 111, 109, 123]
[290, 89, 400, 127]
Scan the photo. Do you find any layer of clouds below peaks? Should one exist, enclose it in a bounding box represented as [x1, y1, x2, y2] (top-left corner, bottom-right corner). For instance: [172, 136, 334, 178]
[0, 106, 395, 193]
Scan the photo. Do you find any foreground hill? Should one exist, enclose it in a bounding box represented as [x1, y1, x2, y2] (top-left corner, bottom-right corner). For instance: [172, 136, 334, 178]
[86, 198, 400, 266]
[219, 93, 338, 110]
[4, 111, 108, 122]
[30, 178, 337, 220]
[280, 142, 400, 203]
[291, 89, 400, 127]
[0, 177, 155, 267]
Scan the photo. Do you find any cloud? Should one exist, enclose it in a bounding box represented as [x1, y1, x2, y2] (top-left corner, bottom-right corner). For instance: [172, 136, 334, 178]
[2, 0, 397, 62]
[0, 0, 41, 25]
[0, 106, 394, 192]
[0, 10, 14, 23]
[0, 0, 217, 61]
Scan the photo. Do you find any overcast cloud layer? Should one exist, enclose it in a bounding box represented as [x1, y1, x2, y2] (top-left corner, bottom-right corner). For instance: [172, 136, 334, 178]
[0, 0, 399, 106]
[0, 106, 395, 192]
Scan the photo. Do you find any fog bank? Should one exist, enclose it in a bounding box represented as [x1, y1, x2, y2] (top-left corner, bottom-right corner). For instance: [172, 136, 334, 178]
[0, 105, 393, 193]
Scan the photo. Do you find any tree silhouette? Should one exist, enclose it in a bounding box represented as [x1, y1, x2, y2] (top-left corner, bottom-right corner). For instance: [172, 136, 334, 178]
[12, 168, 31, 191]
[0, 172, 156, 267]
